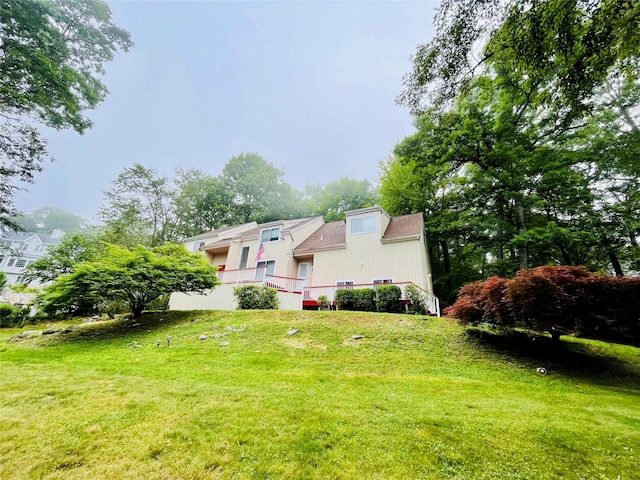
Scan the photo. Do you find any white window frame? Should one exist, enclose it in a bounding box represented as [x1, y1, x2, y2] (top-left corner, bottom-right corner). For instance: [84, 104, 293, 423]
[373, 278, 393, 285]
[336, 280, 355, 290]
[238, 246, 250, 269]
[350, 215, 376, 234]
[255, 260, 276, 280]
[7, 257, 16, 267]
[260, 227, 281, 243]
[15, 258, 27, 268]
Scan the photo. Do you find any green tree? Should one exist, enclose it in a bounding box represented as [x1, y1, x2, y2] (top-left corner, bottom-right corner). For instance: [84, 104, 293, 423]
[399, 0, 640, 116]
[99, 164, 174, 247]
[172, 168, 235, 238]
[1, 0, 132, 227]
[303, 177, 378, 221]
[23, 232, 104, 284]
[384, 72, 640, 301]
[12, 207, 87, 233]
[40, 243, 219, 318]
[0, 271, 7, 291]
[221, 153, 299, 224]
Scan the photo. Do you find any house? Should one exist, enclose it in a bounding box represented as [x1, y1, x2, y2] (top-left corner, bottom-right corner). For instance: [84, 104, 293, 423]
[169, 206, 439, 314]
[0, 230, 65, 286]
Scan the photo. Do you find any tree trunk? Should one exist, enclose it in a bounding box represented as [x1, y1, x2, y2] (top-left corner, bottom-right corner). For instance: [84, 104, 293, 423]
[131, 303, 145, 318]
[608, 250, 624, 277]
[516, 202, 528, 270]
[496, 221, 505, 276]
[439, 240, 453, 294]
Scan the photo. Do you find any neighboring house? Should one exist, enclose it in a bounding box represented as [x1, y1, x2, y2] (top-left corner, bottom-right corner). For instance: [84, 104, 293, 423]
[0, 229, 65, 286]
[169, 206, 439, 314]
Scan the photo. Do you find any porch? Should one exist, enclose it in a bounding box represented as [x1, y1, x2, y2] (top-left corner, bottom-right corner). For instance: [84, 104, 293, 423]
[216, 267, 306, 294]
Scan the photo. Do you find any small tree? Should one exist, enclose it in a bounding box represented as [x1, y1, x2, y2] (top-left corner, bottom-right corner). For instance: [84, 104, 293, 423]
[23, 233, 104, 284]
[0, 271, 7, 291]
[233, 285, 279, 310]
[39, 243, 219, 318]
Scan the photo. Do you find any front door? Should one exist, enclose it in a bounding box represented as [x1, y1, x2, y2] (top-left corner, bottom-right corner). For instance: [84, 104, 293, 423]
[297, 262, 310, 285]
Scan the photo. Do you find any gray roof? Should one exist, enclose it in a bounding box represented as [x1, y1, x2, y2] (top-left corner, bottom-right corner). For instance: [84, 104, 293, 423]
[2, 232, 63, 245]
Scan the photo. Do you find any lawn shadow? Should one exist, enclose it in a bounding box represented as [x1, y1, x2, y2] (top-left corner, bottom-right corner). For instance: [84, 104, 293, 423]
[465, 327, 640, 390]
[26, 310, 206, 345]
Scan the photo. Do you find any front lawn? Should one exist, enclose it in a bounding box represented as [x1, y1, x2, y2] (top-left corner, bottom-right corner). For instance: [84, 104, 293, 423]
[1, 311, 638, 479]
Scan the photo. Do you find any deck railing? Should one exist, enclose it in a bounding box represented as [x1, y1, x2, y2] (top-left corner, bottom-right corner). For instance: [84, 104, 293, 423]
[218, 267, 305, 293]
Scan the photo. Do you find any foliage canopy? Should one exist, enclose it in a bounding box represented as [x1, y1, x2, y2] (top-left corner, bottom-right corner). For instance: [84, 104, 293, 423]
[40, 243, 219, 318]
[1, 0, 132, 228]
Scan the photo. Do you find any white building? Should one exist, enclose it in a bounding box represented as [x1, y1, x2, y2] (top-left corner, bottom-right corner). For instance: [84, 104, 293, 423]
[170, 207, 439, 314]
[0, 229, 65, 285]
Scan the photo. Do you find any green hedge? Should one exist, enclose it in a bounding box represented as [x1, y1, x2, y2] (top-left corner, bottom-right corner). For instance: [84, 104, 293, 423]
[354, 288, 376, 312]
[376, 285, 402, 313]
[334, 289, 355, 310]
[233, 285, 279, 310]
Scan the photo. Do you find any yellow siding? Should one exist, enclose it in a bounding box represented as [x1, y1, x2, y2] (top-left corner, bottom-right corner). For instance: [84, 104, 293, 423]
[310, 236, 429, 290]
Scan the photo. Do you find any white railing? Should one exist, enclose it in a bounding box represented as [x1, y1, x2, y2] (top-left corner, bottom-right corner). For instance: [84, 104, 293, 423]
[217, 267, 304, 293]
[302, 281, 440, 316]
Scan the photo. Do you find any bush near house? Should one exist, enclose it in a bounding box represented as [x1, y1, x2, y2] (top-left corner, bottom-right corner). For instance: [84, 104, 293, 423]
[354, 288, 376, 312]
[404, 284, 426, 314]
[335, 289, 356, 310]
[445, 266, 640, 345]
[233, 285, 279, 310]
[376, 285, 402, 313]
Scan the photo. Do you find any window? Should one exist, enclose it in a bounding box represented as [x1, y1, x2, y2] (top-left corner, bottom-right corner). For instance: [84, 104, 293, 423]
[238, 246, 250, 268]
[16, 276, 22, 283]
[255, 260, 276, 280]
[0, 240, 10, 249]
[336, 280, 355, 289]
[7, 257, 16, 267]
[350, 215, 376, 234]
[373, 278, 393, 285]
[261, 227, 281, 243]
[15, 259, 27, 268]
[193, 241, 205, 252]
[34, 245, 44, 252]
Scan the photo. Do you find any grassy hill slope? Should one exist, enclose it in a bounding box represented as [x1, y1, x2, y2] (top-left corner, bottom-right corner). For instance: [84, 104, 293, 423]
[1, 311, 639, 479]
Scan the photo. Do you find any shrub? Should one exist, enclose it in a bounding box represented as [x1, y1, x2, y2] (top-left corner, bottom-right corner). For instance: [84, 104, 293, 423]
[479, 276, 511, 325]
[376, 285, 402, 313]
[444, 296, 483, 324]
[233, 285, 279, 310]
[0, 304, 18, 328]
[98, 299, 129, 319]
[405, 284, 426, 315]
[354, 288, 376, 312]
[317, 295, 330, 310]
[335, 289, 356, 310]
[146, 293, 170, 311]
[444, 280, 486, 323]
[446, 266, 640, 345]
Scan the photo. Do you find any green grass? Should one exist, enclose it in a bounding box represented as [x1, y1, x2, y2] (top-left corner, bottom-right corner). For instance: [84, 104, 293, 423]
[1, 311, 639, 479]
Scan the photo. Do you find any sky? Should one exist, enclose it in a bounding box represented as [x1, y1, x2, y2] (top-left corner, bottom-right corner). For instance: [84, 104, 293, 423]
[15, 0, 438, 221]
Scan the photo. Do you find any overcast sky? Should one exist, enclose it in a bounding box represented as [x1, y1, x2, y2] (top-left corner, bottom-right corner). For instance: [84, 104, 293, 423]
[15, 0, 437, 221]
